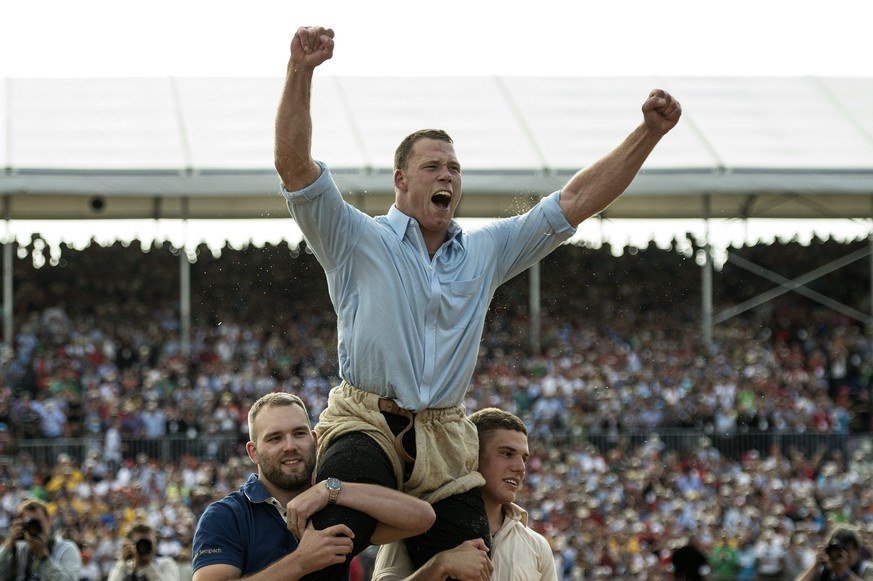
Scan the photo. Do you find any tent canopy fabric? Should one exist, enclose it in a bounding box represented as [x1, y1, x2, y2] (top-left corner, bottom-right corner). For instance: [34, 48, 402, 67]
[2, 76, 872, 221]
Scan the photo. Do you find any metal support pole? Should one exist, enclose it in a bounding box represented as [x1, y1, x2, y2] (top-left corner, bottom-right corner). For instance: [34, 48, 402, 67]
[180, 246, 191, 357]
[869, 226, 873, 336]
[529, 261, 541, 354]
[701, 195, 713, 349]
[3, 203, 12, 353]
[869, 195, 873, 336]
[702, 239, 713, 349]
[180, 200, 192, 356]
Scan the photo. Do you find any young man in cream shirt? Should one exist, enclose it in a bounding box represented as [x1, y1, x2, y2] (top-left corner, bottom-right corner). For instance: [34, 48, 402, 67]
[372, 408, 557, 581]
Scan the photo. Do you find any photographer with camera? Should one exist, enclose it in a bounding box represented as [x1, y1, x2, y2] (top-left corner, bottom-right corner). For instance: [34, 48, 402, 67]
[107, 525, 178, 581]
[0, 498, 82, 581]
[794, 526, 873, 581]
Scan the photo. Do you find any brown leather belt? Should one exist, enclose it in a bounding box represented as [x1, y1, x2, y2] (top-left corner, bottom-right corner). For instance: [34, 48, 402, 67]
[378, 398, 416, 464]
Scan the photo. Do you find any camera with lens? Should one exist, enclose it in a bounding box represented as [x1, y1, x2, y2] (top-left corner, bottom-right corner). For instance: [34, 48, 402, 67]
[22, 519, 42, 537]
[826, 541, 847, 561]
[134, 538, 153, 557]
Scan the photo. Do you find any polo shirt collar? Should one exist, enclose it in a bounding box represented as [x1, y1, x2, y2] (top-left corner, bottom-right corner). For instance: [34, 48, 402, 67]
[242, 473, 290, 520]
[242, 473, 271, 503]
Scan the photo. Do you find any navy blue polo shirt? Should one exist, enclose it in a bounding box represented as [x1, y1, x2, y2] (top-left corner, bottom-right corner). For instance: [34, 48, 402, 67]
[192, 474, 299, 575]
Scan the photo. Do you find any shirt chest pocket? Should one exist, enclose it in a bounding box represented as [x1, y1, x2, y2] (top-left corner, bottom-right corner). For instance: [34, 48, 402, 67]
[439, 275, 486, 330]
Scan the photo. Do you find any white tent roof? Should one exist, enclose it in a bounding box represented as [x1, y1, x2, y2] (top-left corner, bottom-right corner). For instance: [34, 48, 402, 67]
[2, 76, 872, 220]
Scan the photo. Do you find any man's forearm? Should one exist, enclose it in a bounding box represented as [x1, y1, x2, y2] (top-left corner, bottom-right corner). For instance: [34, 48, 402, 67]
[401, 548, 487, 581]
[274, 63, 321, 192]
[559, 122, 664, 227]
[338, 483, 434, 544]
[400, 555, 451, 581]
[373, 552, 475, 581]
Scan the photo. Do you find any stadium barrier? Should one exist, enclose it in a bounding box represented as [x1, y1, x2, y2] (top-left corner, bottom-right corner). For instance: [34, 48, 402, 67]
[5, 430, 869, 468]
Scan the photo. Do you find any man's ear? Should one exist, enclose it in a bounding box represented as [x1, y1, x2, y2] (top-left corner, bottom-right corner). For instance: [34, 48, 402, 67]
[393, 169, 406, 192]
[245, 441, 258, 465]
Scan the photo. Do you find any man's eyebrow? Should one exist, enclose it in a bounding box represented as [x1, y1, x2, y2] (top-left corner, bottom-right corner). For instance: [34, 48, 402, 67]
[262, 426, 308, 438]
[496, 444, 529, 456]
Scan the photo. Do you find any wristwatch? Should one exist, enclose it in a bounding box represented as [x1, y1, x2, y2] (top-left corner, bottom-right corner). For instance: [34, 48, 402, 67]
[325, 477, 343, 505]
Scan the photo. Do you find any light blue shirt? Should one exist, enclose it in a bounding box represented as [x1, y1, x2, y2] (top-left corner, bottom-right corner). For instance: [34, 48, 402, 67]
[282, 162, 575, 411]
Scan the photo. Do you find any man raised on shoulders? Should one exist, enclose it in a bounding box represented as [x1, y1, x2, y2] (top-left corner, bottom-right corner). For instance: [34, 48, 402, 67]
[274, 24, 680, 578]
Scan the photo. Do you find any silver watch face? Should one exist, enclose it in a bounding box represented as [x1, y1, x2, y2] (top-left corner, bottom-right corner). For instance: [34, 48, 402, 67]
[326, 477, 342, 490]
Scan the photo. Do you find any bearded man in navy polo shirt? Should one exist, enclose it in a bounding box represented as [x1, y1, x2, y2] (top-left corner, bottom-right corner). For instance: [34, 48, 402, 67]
[192, 392, 434, 581]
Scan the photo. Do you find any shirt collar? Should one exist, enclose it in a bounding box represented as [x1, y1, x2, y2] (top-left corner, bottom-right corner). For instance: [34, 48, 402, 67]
[242, 473, 288, 519]
[503, 502, 529, 526]
[492, 503, 529, 540]
[386, 204, 463, 246]
[242, 473, 271, 503]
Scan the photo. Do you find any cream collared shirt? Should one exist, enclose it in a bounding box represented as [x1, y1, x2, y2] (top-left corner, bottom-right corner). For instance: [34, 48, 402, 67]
[372, 503, 557, 581]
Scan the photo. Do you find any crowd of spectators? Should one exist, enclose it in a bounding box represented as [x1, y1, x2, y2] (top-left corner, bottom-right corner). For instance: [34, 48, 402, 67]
[0, 231, 871, 580]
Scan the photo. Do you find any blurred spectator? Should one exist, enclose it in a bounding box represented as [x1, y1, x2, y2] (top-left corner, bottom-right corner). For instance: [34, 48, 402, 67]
[349, 557, 364, 581]
[670, 535, 709, 580]
[155, 527, 183, 561]
[756, 527, 787, 579]
[793, 525, 873, 581]
[45, 454, 84, 497]
[784, 534, 816, 580]
[141, 402, 166, 440]
[80, 548, 103, 581]
[0, 497, 82, 581]
[708, 532, 738, 581]
[104, 419, 123, 469]
[106, 524, 178, 581]
[92, 526, 123, 578]
[734, 537, 758, 581]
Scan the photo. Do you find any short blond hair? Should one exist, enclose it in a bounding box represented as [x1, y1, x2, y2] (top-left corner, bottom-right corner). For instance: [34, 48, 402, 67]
[247, 392, 310, 441]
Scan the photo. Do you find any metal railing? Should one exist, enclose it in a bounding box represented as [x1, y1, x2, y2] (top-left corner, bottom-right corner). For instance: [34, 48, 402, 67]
[550, 428, 859, 462]
[4, 429, 868, 468]
[2, 434, 243, 467]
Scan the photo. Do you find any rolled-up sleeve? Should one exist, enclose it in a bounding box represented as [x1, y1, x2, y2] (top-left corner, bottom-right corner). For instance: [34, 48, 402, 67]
[539, 190, 576, 237]
[280, 161, 331, 205]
